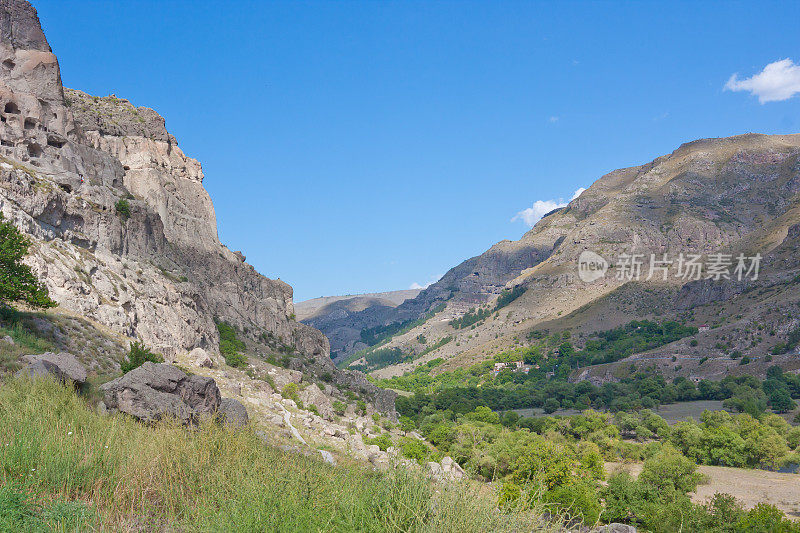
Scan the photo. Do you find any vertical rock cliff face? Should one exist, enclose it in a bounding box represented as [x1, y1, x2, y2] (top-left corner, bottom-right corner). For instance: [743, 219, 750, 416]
[0, 0, 327, 360]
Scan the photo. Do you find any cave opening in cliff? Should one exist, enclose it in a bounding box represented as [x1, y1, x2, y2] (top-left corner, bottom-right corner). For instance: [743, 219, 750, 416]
[4, 101, 20, 114]
[27, 142, 42, 157]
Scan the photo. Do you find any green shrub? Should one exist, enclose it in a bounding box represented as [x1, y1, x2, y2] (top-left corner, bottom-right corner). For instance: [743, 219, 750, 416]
[217, 321, 247, 367]
[366, 433, 393, 451]
[638, 445, 704, 495]
[498, 482, 521, 509]
[399, 437, 429, 463]
[115, 199, 131, 220]
[224, 351, 248, 368]
[332, 400, 346, 416]
[399, 415, 416, 432]
[120, 341, 163, 374]
[543, 480, 601, 525]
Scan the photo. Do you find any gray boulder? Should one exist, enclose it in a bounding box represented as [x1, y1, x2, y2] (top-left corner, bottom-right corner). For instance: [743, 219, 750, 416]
[217, 397, 249, 428]
[22, 352, 87, 384]
[100, 362, 221, 425]
[15, 359, 66, 382]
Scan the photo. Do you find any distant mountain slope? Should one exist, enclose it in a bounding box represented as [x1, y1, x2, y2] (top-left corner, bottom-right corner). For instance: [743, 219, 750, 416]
[340, 133, 800, 379]
[298, 289, 421, 361]
[296, 289, 421, 321]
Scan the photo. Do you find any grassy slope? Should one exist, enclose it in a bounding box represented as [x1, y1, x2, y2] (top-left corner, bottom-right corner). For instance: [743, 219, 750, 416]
[0, 377, 547, 532]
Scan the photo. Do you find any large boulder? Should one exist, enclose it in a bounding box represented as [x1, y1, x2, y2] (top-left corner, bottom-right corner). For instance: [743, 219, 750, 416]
[21, 352, 87, 384]
[190, 347, 214, 368]
[15, 358, 66, 382]
[217, 398, 248, 428]
[100, 362, 221, 425]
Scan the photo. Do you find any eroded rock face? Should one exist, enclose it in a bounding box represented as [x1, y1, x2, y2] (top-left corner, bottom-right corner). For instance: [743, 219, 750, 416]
[0, 0, 327, 362]
[100, 362, 221, 424]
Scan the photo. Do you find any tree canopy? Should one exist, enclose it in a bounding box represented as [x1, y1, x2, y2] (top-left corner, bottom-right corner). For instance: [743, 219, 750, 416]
[0, 213, 55, 309]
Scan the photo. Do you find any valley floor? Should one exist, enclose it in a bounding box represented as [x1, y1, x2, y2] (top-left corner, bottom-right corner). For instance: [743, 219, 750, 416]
[607, 462, 800, 519]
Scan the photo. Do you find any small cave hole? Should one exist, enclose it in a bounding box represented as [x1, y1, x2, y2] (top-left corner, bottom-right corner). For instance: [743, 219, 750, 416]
[24, 118, 36, 130]
[0, 140, 13, 147]
[59, 183, 72, 194]
[4, 102, 20, 114]
[47, 136, 65, 148]
[27, 143, 42, 158]
[2, 59, 14, 69]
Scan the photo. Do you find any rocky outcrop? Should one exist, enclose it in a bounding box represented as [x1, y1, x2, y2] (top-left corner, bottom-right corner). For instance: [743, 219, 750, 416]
[0, 0, 326, 360]
[20, 352, 87, 384]
[100, 362, 221, 424]
[0, 0, 395, 417]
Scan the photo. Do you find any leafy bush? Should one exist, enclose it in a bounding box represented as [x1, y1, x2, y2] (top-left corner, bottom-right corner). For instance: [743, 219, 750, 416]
[217, 321, 247, 367]
[365, 433, 393, 451]
[638, 445, 704, 495]
[114, 199, 131, 220]
[543, 480, 601, 525]
[399, 437, 429, 463]
[282, 383, 299, 401]
[332, 400, 346, 416]
[0, 213, 56, 309]
[120, 341, 163, 374]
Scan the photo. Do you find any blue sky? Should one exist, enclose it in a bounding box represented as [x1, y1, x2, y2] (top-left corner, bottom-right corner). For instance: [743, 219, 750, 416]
[35, 0, 800, 301]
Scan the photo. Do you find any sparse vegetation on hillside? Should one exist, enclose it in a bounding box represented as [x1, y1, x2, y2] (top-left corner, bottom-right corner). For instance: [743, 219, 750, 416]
[359, 304, 444, 347]
[217, 321, 248, 368]
[450, 287, 528, 330]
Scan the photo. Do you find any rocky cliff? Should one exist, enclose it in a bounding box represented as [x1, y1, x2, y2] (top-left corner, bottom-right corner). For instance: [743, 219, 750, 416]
[0, 0, 396, 413]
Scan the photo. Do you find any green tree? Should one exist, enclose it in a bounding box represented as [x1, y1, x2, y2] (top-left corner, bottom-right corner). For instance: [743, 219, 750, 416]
[769, 389, 796, 413]
[638, 445, 704, 495]
[0, 213, 55, 309]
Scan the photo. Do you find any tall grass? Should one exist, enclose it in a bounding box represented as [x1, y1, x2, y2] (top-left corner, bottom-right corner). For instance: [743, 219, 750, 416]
[0, 307, 55, 374]
[0, 378, 550, 532]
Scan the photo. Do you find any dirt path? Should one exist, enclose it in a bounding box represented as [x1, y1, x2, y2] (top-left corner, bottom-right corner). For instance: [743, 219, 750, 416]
[606, 462, 800, 518]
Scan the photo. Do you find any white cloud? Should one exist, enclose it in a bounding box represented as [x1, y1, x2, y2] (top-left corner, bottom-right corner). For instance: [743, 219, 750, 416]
[409, 274, 441, 290]
[548, 116, 560, 123]
[725, 58, 800, 103]
[512, 187, 586, 228]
